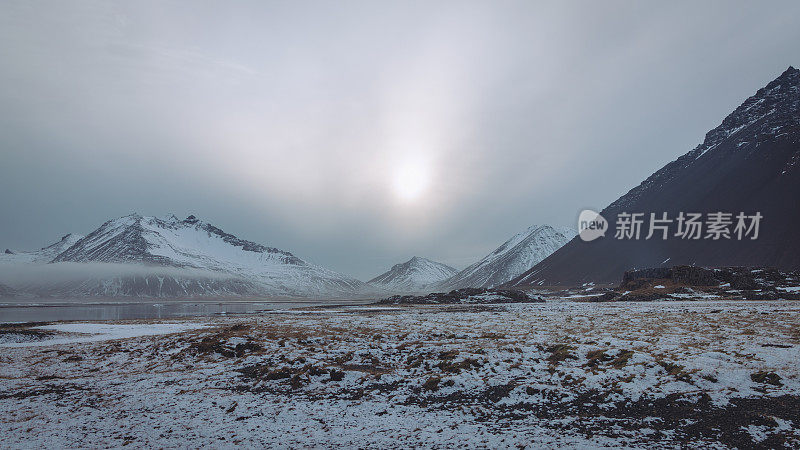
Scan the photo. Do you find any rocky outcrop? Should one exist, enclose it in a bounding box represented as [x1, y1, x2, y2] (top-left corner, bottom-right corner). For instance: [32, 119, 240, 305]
[621, 266, 718, 289]
[377, 288, 543, 305]
[601, 265, 800, 301]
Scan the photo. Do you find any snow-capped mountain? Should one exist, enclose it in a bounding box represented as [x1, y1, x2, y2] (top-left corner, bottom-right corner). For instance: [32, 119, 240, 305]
[3, 214, 370, 299]
[437, 225, 575, 290]
[2, 233, 84, 264]
[368, 256, 458, 292]
[511, 66, 800, 286]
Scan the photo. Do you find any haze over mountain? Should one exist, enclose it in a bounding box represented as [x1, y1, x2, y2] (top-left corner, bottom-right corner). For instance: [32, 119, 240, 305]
[0, 214, 371, 299]
[438, 225, 574, 290]
[0, 282, 17, 298]
[368, 256, 457, 293]
[511, 67, 800, 287]
[2, 3, 799, 280]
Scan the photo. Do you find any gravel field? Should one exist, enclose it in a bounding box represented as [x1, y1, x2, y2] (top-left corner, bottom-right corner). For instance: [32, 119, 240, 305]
[1, 300, 799, 448]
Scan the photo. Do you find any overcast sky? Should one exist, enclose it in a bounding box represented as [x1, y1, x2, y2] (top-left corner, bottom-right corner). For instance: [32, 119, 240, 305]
[1, 0, 798, 279]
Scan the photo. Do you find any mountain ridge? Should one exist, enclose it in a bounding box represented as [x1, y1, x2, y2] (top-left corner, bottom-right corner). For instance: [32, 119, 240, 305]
[1, 233, 84, 264]
[510, 66, 800, 287]
[438, 225, 574, 290]
[1, 214, 371, 299]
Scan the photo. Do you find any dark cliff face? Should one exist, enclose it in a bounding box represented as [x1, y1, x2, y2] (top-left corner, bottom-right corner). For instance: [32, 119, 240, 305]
[511, 67, 800, 286]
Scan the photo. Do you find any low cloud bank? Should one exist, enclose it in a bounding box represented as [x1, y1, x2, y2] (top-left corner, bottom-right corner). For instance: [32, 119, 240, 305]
[0, 262, 237, 289]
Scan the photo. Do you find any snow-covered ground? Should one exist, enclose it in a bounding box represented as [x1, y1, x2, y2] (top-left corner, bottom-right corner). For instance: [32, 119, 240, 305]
[0, 322, 209, 348]
[1, 300, 799, 448]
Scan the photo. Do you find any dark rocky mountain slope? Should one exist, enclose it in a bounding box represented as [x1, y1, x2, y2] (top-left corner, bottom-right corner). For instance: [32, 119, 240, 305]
[511, 66, 800, 286]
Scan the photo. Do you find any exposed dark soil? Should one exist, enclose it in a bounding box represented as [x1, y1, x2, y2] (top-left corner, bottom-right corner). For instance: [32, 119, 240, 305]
[0, 323, 55, 343]
[407, 387, 800, 448]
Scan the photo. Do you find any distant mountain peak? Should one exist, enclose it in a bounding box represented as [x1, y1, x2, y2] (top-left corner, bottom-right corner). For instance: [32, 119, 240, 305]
[54, 214, 297, 265]
[27, 213, 370, 298]
[369, 256, 457, 293]
[780, 65, 798, 77]
[438, 224, 574, 290]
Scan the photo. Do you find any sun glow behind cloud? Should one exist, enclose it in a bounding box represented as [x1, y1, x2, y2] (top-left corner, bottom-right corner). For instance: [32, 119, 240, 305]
[393, 158, 431, 202]
[193, 4, 492, 223]
[4, 1, 798, 279]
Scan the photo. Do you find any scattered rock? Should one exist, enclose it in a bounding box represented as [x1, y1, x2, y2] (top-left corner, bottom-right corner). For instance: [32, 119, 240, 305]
[377, 288, 543, 305]
[751, 371, 783, 386]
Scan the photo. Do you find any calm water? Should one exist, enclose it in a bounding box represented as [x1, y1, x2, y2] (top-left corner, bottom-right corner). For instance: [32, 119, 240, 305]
[0, 299, 371, 323]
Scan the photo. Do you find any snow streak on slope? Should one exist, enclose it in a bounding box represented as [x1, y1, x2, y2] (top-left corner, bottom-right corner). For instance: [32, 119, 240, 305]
[368, 256, 457, 293]
[438, 225, 575, 290]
